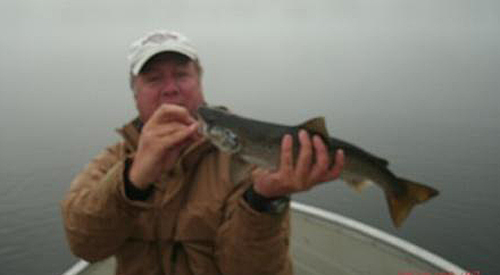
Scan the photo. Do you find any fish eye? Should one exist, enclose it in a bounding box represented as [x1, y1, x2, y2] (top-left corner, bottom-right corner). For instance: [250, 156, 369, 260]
[223, 128, 233, 137]
[207, 126, 240, 152]
[223, 129, 240, 151]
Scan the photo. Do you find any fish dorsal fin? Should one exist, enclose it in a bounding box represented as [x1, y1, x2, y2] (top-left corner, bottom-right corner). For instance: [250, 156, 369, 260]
[299, 117, 330, 138]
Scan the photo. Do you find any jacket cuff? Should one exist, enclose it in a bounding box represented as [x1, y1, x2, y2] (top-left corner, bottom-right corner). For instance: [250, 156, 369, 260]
[243, 185, 290, 214]
[110, 160, 155, 211]
[123, 158, 155, 201]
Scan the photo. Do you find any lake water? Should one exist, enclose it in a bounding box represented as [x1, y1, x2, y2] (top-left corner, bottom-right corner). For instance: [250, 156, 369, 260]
[1, 0, 499, 274]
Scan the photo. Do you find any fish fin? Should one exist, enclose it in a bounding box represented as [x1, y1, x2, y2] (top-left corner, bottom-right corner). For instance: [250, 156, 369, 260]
[299, 117, 330, 139]
[342, 176, 373, 192]
[386, 178, 440, 228]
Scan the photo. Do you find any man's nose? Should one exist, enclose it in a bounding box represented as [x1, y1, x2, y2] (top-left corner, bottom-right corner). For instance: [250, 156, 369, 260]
[160, 78, 180, 95]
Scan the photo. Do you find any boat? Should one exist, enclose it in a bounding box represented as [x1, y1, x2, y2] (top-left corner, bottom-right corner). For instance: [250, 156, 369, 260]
[62, 202, 466, 275]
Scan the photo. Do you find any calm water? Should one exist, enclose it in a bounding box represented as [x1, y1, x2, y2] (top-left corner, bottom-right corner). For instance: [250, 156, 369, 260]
[1, 0, 499, 274]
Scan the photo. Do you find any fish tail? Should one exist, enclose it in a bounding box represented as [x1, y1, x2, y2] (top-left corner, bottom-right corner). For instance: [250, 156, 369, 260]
[386, 178, 439, 228]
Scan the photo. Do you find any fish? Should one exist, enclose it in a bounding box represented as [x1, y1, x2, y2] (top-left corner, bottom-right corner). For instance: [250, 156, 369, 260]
[197, 105, 439, 228]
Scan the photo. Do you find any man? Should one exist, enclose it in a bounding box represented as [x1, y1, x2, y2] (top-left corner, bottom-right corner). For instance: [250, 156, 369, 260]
[61, 30, 344, 275]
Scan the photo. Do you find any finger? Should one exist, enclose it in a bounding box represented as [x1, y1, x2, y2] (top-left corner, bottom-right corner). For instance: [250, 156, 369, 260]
[140, 122, 190, 149]
[153, 121, 190, 137]
[328, 149, 345, 179]
[295, 130, 313, 180]
[279, 134, 294, 174]
[252, 168, 272, 182]
[150, 104, 195, 126]
[252, 166, 296, 198]
[309, 135, 331, 182]
[159, 122, 200, 149]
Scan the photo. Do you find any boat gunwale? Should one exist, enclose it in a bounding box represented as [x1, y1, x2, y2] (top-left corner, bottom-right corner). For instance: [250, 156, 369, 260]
[62, 260, 89, 275]
[291, 201, 467, 274]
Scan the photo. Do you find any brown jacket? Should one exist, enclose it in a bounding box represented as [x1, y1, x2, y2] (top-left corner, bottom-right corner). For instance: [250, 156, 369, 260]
[61, 119, 293, 275]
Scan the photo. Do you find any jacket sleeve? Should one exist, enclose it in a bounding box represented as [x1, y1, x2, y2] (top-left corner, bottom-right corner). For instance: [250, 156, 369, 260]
[215, 181, 293, 275]
[61, 143, 153, 262]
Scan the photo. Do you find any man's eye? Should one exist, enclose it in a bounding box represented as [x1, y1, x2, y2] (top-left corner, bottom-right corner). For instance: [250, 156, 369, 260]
[174, 71, 189, 78]
[147, 75, 161, 82]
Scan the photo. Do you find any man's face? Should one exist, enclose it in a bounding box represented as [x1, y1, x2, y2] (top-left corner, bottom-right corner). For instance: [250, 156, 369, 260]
[133, 53, 205, 122]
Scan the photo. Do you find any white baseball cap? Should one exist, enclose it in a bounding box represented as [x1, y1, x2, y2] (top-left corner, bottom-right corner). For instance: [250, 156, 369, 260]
[128, 30, 199, 76]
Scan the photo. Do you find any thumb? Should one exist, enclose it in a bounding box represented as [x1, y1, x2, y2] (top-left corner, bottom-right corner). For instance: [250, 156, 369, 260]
[252, 168, 271, 182]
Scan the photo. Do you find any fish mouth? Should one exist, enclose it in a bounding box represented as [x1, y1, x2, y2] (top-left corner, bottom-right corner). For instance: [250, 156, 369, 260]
[196, 107, 209, 137]
[195, 111, 207, 136]
[198, 119, 209, 137]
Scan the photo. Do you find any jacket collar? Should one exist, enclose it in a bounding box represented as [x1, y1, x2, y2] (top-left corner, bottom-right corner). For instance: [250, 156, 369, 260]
[116, 117, 142, 153]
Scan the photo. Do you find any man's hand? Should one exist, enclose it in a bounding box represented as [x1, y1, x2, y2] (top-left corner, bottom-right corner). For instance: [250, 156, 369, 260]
[252, 130, 345, 198]
[129, 104, 200, 189]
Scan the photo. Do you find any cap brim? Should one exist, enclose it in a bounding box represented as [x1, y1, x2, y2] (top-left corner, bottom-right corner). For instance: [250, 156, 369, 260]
[131, 44, 197, 75]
